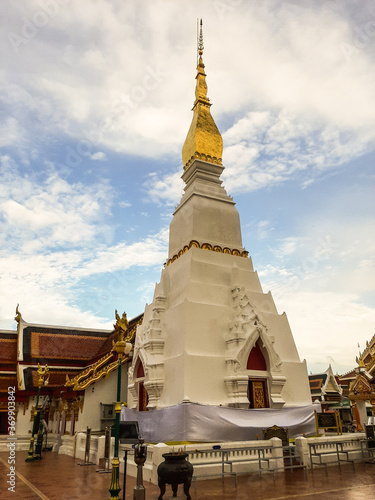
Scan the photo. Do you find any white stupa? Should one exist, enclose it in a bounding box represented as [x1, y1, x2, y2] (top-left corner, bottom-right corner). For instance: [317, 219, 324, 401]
[127, 23, 311, 413]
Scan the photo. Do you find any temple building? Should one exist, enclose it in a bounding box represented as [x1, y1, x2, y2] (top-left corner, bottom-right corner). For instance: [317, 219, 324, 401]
[127, 23, 312, 417]
[308, 365, 343, 410]
[0, 307, 141, 445]
[338, 335, 375, 431]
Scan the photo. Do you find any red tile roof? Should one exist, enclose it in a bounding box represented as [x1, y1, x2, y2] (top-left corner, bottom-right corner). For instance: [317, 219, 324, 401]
[0, 334, 17, 362]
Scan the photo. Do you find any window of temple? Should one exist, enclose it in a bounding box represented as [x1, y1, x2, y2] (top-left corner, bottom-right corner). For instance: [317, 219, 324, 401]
[135, 359, 148, 411]
[247, 339, 269, 408]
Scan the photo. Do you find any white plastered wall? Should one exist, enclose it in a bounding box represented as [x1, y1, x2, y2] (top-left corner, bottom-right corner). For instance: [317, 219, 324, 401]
[76, 366, 129, 432]
[129, 246, 312, 409]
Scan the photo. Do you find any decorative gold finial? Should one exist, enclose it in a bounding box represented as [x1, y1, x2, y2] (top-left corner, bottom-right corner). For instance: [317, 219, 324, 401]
[37, 363, 50, 388]
[14, 304, 22, 323]
[182, 19, 223, 170]
[113, 310, 132, 359]
[114, 309, 129, 342]
[198, 19, 204, 57]
[356, 353, 365, 369]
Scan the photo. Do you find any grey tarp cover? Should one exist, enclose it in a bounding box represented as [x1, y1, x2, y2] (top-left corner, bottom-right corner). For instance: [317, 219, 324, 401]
[120, 402, 316, 443]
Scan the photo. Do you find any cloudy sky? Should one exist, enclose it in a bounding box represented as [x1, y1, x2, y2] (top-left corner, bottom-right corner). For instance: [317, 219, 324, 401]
[1, 0, 374, 374]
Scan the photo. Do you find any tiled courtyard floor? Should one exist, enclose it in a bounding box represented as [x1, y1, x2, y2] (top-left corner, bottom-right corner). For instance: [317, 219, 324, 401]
[1, 451, 375, 499]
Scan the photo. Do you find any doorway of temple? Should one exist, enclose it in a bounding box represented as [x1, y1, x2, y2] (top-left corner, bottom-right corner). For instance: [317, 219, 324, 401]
[248, 379, 269, 408]
[135, 359, 148, 411]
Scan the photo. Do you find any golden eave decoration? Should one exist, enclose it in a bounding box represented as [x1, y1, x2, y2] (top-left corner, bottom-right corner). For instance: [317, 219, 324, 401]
[165, 240, 248, 267]
[181, 20, 223, 171]
[65, 315, 141, 391]
[348, 371, 374, 401]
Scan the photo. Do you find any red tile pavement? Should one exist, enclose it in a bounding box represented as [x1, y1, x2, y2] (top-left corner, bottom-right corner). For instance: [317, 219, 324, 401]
[1, 451, 375, 499]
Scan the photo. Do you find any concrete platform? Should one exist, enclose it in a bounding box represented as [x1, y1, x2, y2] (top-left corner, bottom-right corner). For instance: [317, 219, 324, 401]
[1, 450, 374, 499]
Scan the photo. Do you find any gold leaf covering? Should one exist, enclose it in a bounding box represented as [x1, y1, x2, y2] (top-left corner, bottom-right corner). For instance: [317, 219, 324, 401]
[182, 20, 223, 170]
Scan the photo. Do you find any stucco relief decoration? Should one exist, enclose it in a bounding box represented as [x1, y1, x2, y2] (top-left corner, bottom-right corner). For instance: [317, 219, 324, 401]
[128, 293, 166, 410]
[224, 286, 285, 408]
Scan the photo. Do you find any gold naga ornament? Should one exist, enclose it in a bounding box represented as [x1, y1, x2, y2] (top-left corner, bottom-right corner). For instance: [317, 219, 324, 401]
[182, 19, 223, 170]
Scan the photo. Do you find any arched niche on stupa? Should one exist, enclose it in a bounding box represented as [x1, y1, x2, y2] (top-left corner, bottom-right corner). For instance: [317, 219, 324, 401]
[224, 287, 286, 408]
[128, 353, 149, 411]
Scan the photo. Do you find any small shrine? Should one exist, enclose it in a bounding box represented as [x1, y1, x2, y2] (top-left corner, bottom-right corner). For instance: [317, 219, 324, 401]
[309, 365, 343, 410]
[348, 353, 375, 431]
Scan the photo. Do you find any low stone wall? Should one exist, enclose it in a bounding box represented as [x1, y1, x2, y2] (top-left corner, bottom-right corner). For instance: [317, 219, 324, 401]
[74, 431, 115, 465]
[120, 439, 285, 485]
[0, 434, 58, 453]
[122, 434, 367, 485]
[0, 435, 31, 452]
[295, 433, 366, 467]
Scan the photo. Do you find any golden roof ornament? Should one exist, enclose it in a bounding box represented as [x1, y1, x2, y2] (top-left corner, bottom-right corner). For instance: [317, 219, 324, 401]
[181, 19, 223, 170]
[37, 363, 50, 388]
[14, 304, 22, 323]
[114, 309, 129, 341]
[356, 353, 366, 370]
[113, 309, 133, 359]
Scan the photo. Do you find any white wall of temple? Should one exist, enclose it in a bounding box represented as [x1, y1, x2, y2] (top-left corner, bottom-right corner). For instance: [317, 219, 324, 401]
[15, 395, 51, 436]
[75, 363, 129, 433]
[15, 402, 33, 436]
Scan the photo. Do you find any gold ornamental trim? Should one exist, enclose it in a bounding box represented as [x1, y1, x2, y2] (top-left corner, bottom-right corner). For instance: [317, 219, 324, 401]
[64, 317, 142, 391]
[65, 351, 113, 389]
[184, 152, 222, 171]
[65, 356, 130, 391]
[165, 240, 249, 267]
[366, 354, 375, 374]
[349, 392, 375, 401]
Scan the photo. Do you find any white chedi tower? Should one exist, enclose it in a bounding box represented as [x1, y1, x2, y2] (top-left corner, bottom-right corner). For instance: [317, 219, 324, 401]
[128, 25, 312, 411]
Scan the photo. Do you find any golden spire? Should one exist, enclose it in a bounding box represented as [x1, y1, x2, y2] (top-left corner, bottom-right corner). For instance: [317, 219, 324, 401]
[182, 20, 223, 170]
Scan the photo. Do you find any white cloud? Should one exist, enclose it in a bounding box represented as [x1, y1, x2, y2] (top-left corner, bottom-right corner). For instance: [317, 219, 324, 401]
[256, 211, 375, 373]
[119, 200, 131, 208]
[0, 223, 169, 329]
[0, 154, 170, 328]
[77, 228, 169, 277]
[143, 100, 375, 203]
[89, 151, 107, 161]
[3, 1, 374, 165]
[0, 156, 112, 251]
[278, 291, 375, 374]
[257, 220, 274, 240]
[222, 110, 374, 194]
[144, 168, 184, 206]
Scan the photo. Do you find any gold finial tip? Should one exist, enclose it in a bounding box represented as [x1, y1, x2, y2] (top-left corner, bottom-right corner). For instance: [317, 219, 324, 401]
[198, 18, 204, 55]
